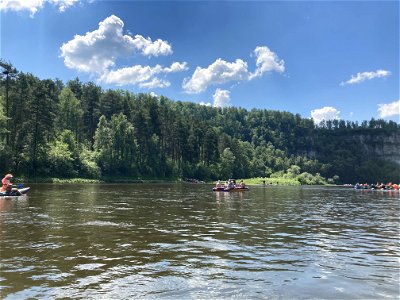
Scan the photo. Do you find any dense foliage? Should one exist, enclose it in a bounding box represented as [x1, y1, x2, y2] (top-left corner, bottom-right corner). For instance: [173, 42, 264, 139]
[1, 64, 399, 183]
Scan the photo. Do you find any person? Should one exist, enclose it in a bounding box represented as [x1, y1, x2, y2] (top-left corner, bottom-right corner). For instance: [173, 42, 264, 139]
[0, 184, 22, 196]
[1, 174, 13, 192]
[215, 180, 222, 188]
[238, 180, 246, 188]
[226, 179, 235, 190]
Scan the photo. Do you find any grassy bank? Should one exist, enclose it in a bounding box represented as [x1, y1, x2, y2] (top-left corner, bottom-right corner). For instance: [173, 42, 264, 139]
[13, 177, 178, 184]
[238, 177, 301, 186]
[13, 175, 326, 186]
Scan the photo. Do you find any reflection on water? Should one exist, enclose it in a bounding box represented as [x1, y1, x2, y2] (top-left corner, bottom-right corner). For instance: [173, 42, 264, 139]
[1, 184, 399, 299]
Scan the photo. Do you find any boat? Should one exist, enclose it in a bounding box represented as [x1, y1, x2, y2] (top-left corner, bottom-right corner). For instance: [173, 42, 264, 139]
[212, 186, 249, 192]
[354, 184, 399, 191]
[0, 187, 30, 198]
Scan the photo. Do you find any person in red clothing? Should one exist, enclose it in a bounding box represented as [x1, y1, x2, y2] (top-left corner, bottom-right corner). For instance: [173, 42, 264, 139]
[1, 174, 13, 192]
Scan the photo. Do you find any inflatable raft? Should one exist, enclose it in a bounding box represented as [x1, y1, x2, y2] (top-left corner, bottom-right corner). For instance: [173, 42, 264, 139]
[212, 187, 249, 192]
[0, 187, 30, 198]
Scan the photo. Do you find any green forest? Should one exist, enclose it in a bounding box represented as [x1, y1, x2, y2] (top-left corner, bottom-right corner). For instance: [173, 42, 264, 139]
[1, 61, 399, 184]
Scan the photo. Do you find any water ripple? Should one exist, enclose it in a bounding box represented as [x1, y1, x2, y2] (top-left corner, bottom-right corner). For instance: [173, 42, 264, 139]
[1, 184, 399, 299]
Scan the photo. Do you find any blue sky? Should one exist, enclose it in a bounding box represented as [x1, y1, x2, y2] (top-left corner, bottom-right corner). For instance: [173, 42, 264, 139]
[1, 0, 399, 123]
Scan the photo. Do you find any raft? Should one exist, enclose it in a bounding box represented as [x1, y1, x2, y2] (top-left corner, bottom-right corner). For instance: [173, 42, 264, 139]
[0, 187, 30, 198]
[212, 187, 249, 192]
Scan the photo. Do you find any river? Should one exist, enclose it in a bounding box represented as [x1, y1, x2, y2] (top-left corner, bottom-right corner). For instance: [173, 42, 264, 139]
[1, 183, 399, 299]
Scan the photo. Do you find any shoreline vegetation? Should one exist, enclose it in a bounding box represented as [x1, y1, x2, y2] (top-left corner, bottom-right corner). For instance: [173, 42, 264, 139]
[1, 63, 399, 184]
[14, 175, 327, 186]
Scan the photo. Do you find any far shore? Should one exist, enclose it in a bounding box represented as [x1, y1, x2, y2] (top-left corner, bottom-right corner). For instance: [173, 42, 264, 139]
[11, 176, 339, 186]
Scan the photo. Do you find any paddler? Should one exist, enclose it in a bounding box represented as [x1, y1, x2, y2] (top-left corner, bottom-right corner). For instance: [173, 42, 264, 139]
[1, 174, 13, 192]
[1, 184, 22, 196]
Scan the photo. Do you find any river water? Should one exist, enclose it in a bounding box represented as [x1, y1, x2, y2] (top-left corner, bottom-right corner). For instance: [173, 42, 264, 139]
[0, 183, 399, 299]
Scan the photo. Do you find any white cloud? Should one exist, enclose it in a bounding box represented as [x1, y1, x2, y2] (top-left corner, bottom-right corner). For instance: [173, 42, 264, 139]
[199, 101, 212, 107]
[340, 69, 391, 86]
[0, 0, 44, 16]
[139, 78, 170, 89]
[49, 0, 77, 12]
[60, 15, 173, 74]
[249, 46, 285, 79]
[183, 58, 248, 94]
[164, 62, 188, 73]
[377, 100, 400, 119]
[213, 88, 231, 108]
[311, 106, 340, 124]
[183, 46, 284, 94]
[0, 0, 78, 16]
[99, 62, 186, 88]
[131, 35, 172, 57]
[60, 15, 184, 88]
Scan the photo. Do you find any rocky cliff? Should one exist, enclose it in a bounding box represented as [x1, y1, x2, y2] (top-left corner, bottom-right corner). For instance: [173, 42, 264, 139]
[345, 133, 400, 165]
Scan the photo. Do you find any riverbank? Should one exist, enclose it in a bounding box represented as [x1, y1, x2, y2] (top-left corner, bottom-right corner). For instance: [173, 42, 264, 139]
[239, 177, 301, 186]
[12, 177, 178, 184]
[12, 176, 327, 186]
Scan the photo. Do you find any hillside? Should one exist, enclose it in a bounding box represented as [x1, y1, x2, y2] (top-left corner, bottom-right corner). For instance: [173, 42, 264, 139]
[1, 71, 399, 183]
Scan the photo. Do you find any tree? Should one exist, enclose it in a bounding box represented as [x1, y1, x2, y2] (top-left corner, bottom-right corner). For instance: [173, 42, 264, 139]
[81, 82, 101, 145]
[57, 87, 84, 143]
[0, 59, 18, 145]
[94, 114, 137, 175]
[109, 113, 137, 174]
[100, 89, 125, 119]
[93, 116, 112, 173]
[219, 148, 235, 179]
[48, 134, 75, 177]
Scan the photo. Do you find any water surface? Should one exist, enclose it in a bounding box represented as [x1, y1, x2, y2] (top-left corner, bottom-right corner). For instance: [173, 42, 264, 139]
[1, 184, 399, 299]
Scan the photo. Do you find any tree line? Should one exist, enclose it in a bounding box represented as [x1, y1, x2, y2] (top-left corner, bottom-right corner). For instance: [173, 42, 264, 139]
[1, 62, 399, 183]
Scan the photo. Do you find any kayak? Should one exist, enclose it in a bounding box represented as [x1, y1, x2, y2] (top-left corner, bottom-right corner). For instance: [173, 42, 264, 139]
[0, 187, 30, 198]
[212, 187, 249, 192]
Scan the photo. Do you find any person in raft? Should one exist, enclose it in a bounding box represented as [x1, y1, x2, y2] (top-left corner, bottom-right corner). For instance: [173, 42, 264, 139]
[0, 184, 22, 196]
[238, 180, 246, 188]
[226, 180, 235, 190]
[215, 180, 223, 188]
[1, 174, 13, 192]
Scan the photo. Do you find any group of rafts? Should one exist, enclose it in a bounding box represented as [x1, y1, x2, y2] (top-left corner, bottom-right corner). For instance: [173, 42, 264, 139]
[354, 182, 399, 190]
[213, 179, 249, 192]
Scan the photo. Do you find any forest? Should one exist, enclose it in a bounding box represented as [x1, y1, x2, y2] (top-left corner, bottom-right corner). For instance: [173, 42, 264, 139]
[1, 61, 399, 184]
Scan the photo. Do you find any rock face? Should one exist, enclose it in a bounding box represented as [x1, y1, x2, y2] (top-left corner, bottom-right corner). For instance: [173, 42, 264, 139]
[347, 133, 400, 165]
[296, 131, 400, 166]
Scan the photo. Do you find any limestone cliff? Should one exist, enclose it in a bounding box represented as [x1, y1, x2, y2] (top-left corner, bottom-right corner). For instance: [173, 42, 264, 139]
[344, 133, 400, 165]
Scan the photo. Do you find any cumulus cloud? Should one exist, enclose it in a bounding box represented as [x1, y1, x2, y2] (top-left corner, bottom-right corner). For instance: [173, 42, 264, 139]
[149, 92, 158, 98]
[99, 62, 187, 88]
[60, 15, 173, 74]
[311, 106, 340, 124]
[183, 46, 284, 94]
[131, 35, 172, 57]
[183, 58, 248, 94]
[139, 78, 170, 89]
[60, 15, 185, 88]
[249, 46, 285, 79]
[340, 69, 391, 86]
[0, 0, 78, 16]
[50, 0, 77, 12]
[377, 100, 400, 119]
[213, 89, 231, 108]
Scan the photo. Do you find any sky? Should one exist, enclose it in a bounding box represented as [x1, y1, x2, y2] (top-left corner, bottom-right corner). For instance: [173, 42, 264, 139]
[0, 0, 399, 123]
